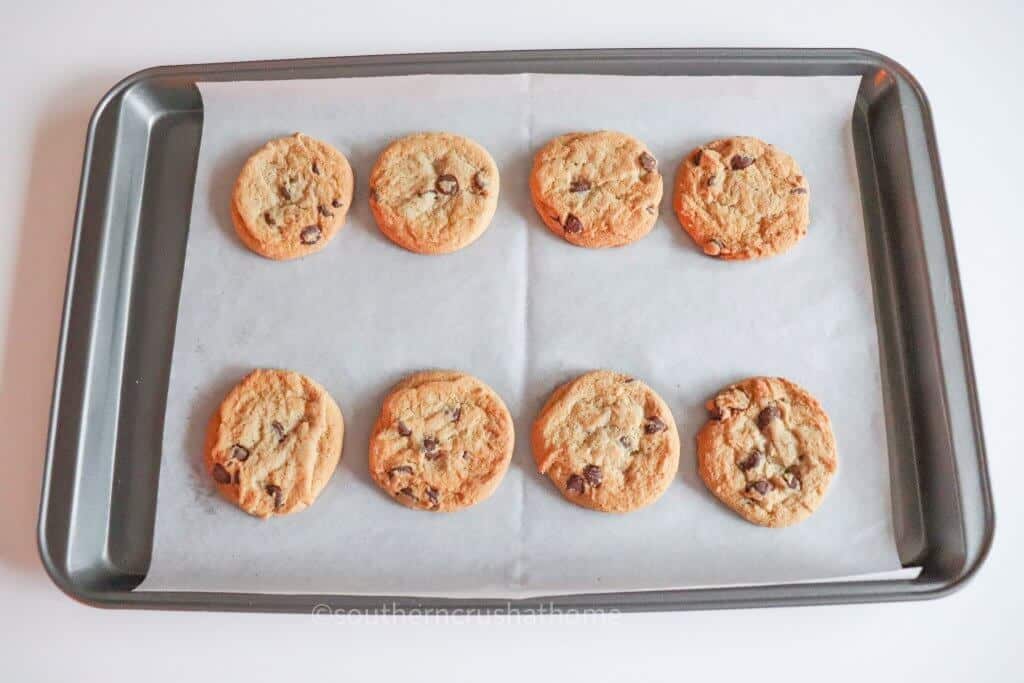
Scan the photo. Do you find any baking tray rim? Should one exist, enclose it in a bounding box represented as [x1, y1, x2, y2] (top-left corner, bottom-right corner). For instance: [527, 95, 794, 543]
[37, 46, 995, 611]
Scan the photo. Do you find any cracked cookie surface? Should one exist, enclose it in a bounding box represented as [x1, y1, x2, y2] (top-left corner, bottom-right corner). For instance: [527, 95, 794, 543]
[673, 136, 809, 260]
[204, 369, 345, 519]
[369, 132, 500, 254]
[530, 131, 663, 248]
[697, 377, 837, 527]
[232, 133, 354, 260]
[532, 370, 680, 512]
[368, 370, 514, 511]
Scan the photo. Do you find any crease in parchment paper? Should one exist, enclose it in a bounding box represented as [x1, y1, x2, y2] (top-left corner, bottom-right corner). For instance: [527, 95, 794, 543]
[138, 73, 913, 597]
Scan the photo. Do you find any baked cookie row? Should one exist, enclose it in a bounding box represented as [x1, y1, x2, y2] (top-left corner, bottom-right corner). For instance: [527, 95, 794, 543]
[231, 131, 810, 260]
[205, 369, 837, 527]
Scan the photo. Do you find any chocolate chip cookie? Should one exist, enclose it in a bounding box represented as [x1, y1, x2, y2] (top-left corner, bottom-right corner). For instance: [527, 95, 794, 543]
[532, 370, 680, 512]
[231, 133, 354, 260]
[697, 377, 837, 527]
[204, 369, 345, 519]
[673, 136, 809, 260]
[368, 370, 514, 511]
[368, 132, 500, 254]
[530, 131, 664, 248]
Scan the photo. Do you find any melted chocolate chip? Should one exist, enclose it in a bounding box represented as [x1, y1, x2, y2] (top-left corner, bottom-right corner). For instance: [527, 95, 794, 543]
[318, 204, 333, 218]
[564, 214, 583, 233]
[791, 187, 808, 194]
[566, 474, 585, 495]
[451, 406, 462, 423]
[707, 175, 718, 187]
[396, 421, 412, 437]
[462, 451, 471, 461]
[435, 174, 459, 195]
[422, 436, 438, 453]
[738, 450, 763, 471]
[331, 198, 344, 208]
[398, 487, 414, 498]
[212, 463, 231, 484]
[388, 465, 414, 477]
[300, 225, 322, 245]
[709, 406, 725, 421]
[230, 444, 250, 461]
[583, 465, 602, 487]
[425, 487, 439, 506]
[266, 484, 283, 508]
[639, 152, 657, 172]
[748, 480, 773, 495]
[785, 466, 801, 490]
[691, 149, 703, 165]
[644, 416, 667, 434]
[757, 405, 781, 430]
[619, 435, 631, 449]
[569, 179, 591, 193]
[263, 211, 275, 226]
[312, 161, 321, 175]
[731, 155, 755, 171]
[271, 421, 286, 442]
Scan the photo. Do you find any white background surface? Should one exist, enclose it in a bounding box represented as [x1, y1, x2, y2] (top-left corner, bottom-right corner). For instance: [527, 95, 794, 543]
[1, 0, 1020, 680]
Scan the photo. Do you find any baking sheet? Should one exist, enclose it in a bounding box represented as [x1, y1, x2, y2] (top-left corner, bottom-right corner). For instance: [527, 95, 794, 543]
[139, 74, 916, 597]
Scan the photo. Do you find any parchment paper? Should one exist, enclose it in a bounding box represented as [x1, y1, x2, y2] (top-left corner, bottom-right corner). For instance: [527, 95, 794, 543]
[139, 74, 917, 597]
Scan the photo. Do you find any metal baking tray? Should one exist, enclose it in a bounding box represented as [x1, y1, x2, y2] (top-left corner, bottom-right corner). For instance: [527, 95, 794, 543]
[38, 48, 993, 612]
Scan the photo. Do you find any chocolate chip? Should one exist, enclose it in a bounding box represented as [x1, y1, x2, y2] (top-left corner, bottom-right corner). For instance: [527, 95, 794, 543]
[569, 179, 591, 193]
[331, 198, 344, 208]
[230, 444, 250, 461]
[757, 405, 780, 430]
[396, 421, 412, 437]
[212, 464, 231, 484]
[435, 174, 459, 195]
[622, 377, 636, 383]
[462, 451, 471, 461]
[644, 416, 667, 434]
[691, 149, 703, 165]
[312, 161, 321, 175]
[619, 436, 631, 449]
[785, 466, 801, 489]
[425, 487, 439, 505]
[318, 204, 333, 218]
[422, 436, 438, 453]
[278, 185, 291, 201]
[639, 152, 657, 172]
[583, 465, 602, 487]
[425, 449, 446, 462]
[791, 187, 808, 194]
[266, 484, 283, 508]
[566, 474, 585, 494]
[473, 170, 489, 191]
[738, 450, 763, 471]
[731, 155, 755, 170]
[451, 406, 461, 423]
[398, 487, 414, 498]
[300, 225, 322, 244]
[388, 465, 414, 477]
[271, 421, 286, 442]
[263, 211, 275, 226]
[749, 480, 772, 495]
[564, 214, 583, 233]
[709, 406, 725, 421]
[707, 175, 718, 187]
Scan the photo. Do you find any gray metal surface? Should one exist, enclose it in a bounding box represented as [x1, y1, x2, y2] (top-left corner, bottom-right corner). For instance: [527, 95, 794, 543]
[38, 48, 993, 612]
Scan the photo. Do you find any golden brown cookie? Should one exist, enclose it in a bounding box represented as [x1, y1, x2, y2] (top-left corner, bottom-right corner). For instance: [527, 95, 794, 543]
[673, 136, 809, 260]
[368, 133, 500, 254]
[231, 133, 354, 260]
[530, 131, 663, 248]
[532, 370, 680, 512]
[697, 377, 837, 527]
[368, 370, 514, 511]
[204, 369, 345, 519]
